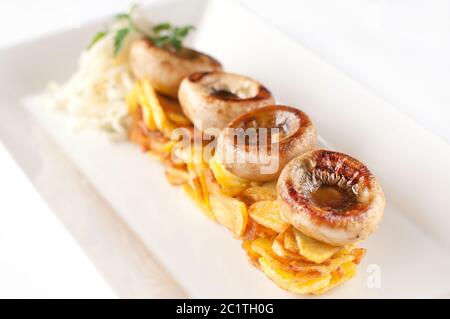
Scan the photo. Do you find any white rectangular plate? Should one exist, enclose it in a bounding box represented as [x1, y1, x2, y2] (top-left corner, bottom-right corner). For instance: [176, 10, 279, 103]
[1, 0, 450, 298]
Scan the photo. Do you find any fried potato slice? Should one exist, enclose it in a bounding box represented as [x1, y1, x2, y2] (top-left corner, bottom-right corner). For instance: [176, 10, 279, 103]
[140, 80, 177, 136]
[156, 92, 192, 126]
[126, 86, 139, 114]
[187, 162, 211, 208]
[135, 83, 157, 130]
[242, 240, 261, 267]
[255, 234, 358, 273]
[349, 247, 366, 265]
[171, 141, 200, 164]
[181, 184, 214, 220]
[310, 261, 357, 295]
[259, 256, 332, 295]
[250, 237, 306, 266]
[145, 150, 160, 161]
[181, 161, 213, 213]
[248, 234, 362, 264]
[248, 201, 289, 233]
[165, 167, 190, 186]
[244, 218, 278, 241]
[161, 140, 177, 154]
[249, 237, 359, 294]
[202, 168, 222, 195]
[272, 232, 306, 261]
[239, 182, 277, 206]
[190, 175, 205, 200]
[147, 131, 171, 155]
[283, 228, 299, 253]
[167, 111, 192, 126]
[250, 237, 305, 268]
[250, 237, 277, 260]
[210, 193, 248, 238]
[292, 228, 342, 264]
[288, 253, 355, 274]
[209, 155, 249, 196]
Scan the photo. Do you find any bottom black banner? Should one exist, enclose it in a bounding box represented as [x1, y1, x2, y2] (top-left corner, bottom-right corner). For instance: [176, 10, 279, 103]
[0, 299, 439, 317]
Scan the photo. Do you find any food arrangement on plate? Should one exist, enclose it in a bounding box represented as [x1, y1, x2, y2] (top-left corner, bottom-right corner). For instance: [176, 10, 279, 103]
[47, 7, 385, 295]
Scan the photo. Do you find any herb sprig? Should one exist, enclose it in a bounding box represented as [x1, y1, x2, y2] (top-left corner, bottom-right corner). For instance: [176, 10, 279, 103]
[87, 31, 107, 50]
[149, 23, 195, 52]
[113, 28, 130, 55]
[87, 6, 195, 56]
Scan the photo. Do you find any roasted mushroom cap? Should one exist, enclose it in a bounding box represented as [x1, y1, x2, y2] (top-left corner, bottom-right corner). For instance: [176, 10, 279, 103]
[129, 38, 222, 98]
[178, 71, 275, 133]
[216, 105, 317, 182]
[277, 150, 385, 246]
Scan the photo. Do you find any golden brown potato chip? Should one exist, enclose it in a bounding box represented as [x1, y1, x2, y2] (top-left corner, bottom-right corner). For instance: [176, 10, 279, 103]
[242, 241, 261, 267]
[239, 182, 277, 206]
[283, 228, 299, 253]
[210, 193, 248, 238]
[141, 80, 176, 136]
[259, 256, 332, 295]
[126, 86, 139, 114]
[288, 253, 355, 274]
[167, 111, 192, 126]
[272, 232, 306, 261]
[349, 248, 366, 265]
[187, 163, 212, 208]
[181, 184, 214, 219]
[202, 168, 221, 195]
[134, 83, 156, 130]
[146, 150, 163, 161]
[209, 155, 249, 196]
[311, 261, 357, 295]
[248, 237, 360, 294]
[156, 92, 192, 126]
[248, 201, 289, 233]
[250, 233, 362, 273]
[161, 140, 177, 154]
[244, 218, 278, 241]
[251, 237, 306, 266]
[190, 175, 204, 199]
[292, 228, 342, 264]
[250, 237, 276, 260]
[165, 167, 190, 186]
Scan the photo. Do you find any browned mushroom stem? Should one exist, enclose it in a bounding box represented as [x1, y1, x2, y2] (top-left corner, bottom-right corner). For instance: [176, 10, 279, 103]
[215, 105, 317, 182]
[277, 149, 385, 246]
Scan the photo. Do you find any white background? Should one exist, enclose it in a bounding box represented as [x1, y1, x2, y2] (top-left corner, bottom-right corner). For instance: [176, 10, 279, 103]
[0, 0, 449, 298]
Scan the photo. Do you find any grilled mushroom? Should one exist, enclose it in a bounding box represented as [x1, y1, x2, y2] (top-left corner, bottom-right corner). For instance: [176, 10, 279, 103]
[129, 38, 222, 98]
[178, 71, 275, 132]
[215, 105, 317, 182]
[277, 150, 385, 246]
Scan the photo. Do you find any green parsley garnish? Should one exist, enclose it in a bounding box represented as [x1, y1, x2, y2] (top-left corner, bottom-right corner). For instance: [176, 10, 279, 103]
[87, 6, 195, 56]
[150, 23, 195, 51]
[113, 28, 130, 56]
[87, 31, 107, 49]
